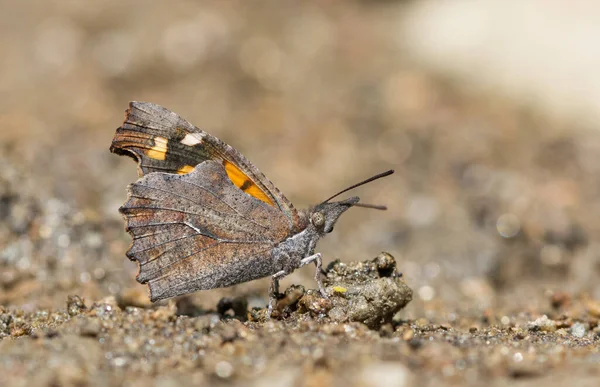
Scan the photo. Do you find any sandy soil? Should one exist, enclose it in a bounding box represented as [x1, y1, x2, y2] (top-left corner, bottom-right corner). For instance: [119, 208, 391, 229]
[1, 1, 600, 386]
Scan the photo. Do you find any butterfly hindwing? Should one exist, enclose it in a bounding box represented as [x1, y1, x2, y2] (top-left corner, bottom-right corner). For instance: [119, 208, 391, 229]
[111, 101, 298, 222]
[120, 160, 293, 301]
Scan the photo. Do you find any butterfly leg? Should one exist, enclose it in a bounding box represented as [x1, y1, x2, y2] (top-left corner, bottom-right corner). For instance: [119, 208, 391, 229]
[268, 270, 287, 317]
[299, 253, 327, 298]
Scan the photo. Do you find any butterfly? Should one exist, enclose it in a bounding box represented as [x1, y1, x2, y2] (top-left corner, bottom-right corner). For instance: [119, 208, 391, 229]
[110, 102, 393, 315]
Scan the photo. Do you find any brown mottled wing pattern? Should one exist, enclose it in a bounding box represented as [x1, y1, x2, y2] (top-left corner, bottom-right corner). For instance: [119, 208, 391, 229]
[120, 160, 292, 301]
[110, 101, 299, 225]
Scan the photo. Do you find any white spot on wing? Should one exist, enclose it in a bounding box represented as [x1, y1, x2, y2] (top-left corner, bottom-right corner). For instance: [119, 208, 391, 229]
[184, 221, 202, 234]
[181, 132, 204, 146]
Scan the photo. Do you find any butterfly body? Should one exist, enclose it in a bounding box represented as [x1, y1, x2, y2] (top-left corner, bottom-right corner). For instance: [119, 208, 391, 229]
[271, 196, 358, 275]
[111, 102, 388, 312]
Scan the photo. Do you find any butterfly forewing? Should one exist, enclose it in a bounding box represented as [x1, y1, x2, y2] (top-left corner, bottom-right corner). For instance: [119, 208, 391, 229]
[111, 101, 298, 223]
[120, 160, 293, 301]
[110, 102, 210, 175]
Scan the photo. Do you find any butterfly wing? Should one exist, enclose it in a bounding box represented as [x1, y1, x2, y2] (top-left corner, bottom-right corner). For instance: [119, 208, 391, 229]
[111, 101, 298, 223]
[120, 160, 292, 301]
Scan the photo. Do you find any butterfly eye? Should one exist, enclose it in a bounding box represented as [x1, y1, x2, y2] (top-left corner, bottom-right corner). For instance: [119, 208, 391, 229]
[311, 212, 325, 228]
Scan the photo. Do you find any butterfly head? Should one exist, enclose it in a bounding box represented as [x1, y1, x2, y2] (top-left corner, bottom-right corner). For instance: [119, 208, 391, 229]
[309, 196, 360, 234]
[305, 169, 395, 235]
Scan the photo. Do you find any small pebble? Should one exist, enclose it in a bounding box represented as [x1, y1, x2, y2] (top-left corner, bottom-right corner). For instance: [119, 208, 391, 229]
[570, 322, 587, 338]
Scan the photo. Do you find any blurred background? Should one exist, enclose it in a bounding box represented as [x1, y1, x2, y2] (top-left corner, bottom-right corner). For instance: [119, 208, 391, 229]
[2, 0, 600, 320]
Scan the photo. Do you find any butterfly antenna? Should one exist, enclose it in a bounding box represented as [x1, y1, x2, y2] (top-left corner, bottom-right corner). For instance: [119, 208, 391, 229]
[322, 169, 395, 204]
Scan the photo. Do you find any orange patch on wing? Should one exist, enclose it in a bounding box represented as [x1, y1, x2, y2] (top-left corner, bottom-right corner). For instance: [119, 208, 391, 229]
[223, 161, 274, 206]
[177, 165, 195, 175]
[146, 136, 168, 160]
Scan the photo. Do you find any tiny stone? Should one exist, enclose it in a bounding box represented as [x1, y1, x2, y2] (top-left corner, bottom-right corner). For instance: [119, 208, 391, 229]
[273, 287, 303, 314]
[402, 328, 415, 341]
[66, 295, 86, 316]
[527, 315, 557, 332]
[215, 361, 234, 378]
[571, 322, 586, 338]
[374, 252, 397, 277]
[298, 293, 333, 317]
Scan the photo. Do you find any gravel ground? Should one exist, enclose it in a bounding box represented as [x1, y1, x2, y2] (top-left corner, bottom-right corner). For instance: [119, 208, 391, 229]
[2, 1, 600, 386]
